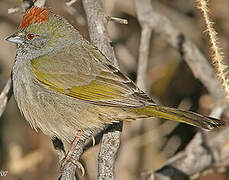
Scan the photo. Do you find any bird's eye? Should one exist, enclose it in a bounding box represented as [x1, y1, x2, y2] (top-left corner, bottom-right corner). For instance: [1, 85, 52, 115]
[27, 33, 34, 40]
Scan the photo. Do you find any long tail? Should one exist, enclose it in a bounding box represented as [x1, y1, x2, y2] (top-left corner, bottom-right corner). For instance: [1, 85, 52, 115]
[129, 105, 225, 130]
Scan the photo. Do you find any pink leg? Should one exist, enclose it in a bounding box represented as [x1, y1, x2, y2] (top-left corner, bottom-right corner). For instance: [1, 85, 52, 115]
[61, 130, 85, 176]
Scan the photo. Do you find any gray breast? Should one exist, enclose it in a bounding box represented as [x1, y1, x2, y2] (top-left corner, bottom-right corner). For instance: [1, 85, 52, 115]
[12, 57, 94, 142]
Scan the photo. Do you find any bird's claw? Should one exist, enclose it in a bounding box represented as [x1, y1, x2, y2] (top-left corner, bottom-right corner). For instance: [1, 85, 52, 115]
[91, 135, 96, 146]
[71, 159, 85, 177]
[61, 154, 85, 177]
[60, 130, 85, 176]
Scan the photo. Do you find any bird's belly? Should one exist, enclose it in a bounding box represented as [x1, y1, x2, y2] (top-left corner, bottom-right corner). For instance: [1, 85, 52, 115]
[13, 73, 106, 142]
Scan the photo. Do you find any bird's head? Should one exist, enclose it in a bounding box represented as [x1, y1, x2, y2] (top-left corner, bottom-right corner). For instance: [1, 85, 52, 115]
[6, 6, 81, 58]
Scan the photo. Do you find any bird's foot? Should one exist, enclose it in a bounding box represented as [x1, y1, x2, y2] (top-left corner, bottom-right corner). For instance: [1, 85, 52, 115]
[61, 130, 85, 176]
[61, 157, 85, 177]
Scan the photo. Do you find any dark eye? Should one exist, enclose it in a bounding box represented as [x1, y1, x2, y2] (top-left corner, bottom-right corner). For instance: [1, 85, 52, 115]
[27, 33, 34, 40]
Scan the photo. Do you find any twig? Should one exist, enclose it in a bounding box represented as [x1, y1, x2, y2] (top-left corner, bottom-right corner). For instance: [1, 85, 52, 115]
[8, 7, 21, 14]
[8, 0, 33, 14]
[116, 3, 153, 178]
[83, 0, 118, 67]
[7, 0, 46, 14]
[34, 0, 46, 8]
[141, 103, 226, 180]
[135, 8, 152, 91]
[132, 0, 229, 179]
[106, 16, 128, 25]
[0, 78, 13, 117]
[66, 0, 78, 7]
[134, 0, 225, 101]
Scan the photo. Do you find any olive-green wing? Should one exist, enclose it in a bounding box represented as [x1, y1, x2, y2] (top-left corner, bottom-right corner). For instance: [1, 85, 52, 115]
[31, 42, 154, 108]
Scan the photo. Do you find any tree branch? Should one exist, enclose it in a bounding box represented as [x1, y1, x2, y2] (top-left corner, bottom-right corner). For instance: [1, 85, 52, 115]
[82, 0, 122, 179]
[0, 78, 13, 117]
[141, 103, 226, 180]
[116, 3, 154, 178]
[132, 0, 228, 179]
[134, 0, 225, 101]
[82, 0, 118, 67]
[60, 137, 87, 180]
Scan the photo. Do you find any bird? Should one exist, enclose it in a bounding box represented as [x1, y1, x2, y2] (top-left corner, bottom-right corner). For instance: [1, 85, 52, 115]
[6, 6, 225, 165]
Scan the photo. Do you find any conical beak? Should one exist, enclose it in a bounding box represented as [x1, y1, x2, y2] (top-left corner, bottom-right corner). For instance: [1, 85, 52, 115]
[6, 33, 23, 44]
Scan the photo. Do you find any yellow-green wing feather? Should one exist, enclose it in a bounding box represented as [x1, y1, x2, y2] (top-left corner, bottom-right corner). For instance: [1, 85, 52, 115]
[30, 41, 225, 130]
[31, 43, 154, 107]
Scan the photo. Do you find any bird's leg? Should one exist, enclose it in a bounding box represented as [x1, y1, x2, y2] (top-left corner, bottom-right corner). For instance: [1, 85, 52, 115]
[67, 130, 84, 157]
[61, 130, 85, 176]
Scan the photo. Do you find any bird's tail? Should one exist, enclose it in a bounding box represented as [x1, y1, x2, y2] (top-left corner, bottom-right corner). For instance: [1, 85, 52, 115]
[129, 105, 225, 130]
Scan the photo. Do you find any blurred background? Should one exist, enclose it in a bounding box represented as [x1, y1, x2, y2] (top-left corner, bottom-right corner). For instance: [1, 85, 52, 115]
[0, 0, 229, 179]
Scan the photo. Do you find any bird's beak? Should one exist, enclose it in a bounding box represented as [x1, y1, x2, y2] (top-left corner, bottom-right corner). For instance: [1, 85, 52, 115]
[6, 33, 24, 44]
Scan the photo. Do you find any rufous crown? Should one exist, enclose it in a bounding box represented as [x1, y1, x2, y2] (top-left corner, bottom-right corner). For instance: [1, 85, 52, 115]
[19, 7, 50, 30]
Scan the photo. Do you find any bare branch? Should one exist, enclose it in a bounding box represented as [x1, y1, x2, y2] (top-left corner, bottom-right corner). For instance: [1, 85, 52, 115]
[8, 1, 32, 14]
[106, 16, 128, 25]
[66, 0, 78, 7]
[134, 0, 225, 101]
[116, 2, 153, 178]
[0, 78, 13, 117]
[82, 1, 122, 179]
[83, 0, 118, 67]
[7, 0, 46, 14]
[141, 104, 226, 180]
[8, 7, 21, 14]
[34, 0, 46, 8]
[98, 131, 121, 179]
[60, 0, 124, 179]
[136, 26, 152, 91]
[60, 138, 86, 180]
[131, 0, 229, 179]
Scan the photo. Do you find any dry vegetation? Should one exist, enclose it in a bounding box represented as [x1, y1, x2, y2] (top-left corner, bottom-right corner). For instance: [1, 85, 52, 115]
[1, 0, 229, 179]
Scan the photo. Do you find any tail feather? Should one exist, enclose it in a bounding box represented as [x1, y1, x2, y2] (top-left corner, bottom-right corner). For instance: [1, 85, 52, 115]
[129, 105, 225, 130]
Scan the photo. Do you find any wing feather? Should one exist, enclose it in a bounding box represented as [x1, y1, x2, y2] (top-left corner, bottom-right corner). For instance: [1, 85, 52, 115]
[31, 42, 155, 108]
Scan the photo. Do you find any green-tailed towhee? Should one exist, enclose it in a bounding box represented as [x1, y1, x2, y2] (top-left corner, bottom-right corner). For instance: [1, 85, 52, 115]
[6, 7, 225, 144]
